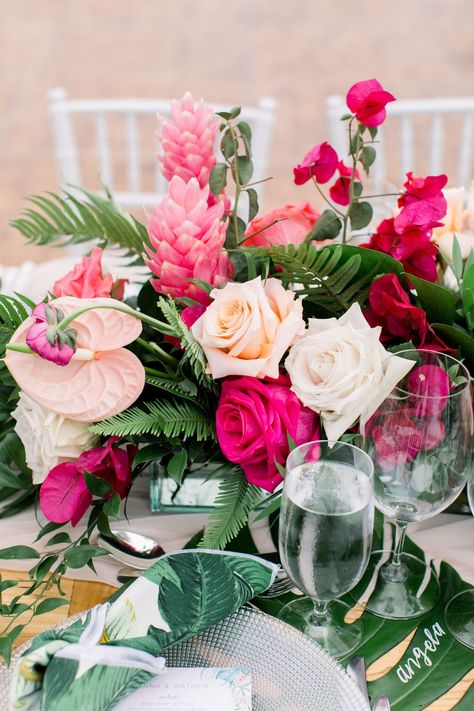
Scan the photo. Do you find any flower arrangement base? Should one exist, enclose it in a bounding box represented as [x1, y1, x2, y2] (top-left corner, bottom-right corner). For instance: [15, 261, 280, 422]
[149, 464, 223, 513]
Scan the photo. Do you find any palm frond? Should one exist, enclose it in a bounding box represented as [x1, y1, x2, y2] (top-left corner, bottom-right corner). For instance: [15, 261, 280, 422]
[200, 470, 263, 550]
[91, 398, 215, 441]
[250, 243, 374, 314]
[249, 243, 371, 314]
[10, 188, 150, 260]
[0, 294, 32, 358]
[157, 297, 215, 390]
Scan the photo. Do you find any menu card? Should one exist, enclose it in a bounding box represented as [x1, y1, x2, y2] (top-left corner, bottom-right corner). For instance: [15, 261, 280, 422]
[113, 667, 252, 710]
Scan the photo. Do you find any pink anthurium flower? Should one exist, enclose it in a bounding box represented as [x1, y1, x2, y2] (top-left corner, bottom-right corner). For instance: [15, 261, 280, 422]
[5, 297, 145, 422]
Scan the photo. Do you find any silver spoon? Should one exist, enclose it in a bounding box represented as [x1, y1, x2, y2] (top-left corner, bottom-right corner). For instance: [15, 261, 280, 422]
[97, 529, 165, 570]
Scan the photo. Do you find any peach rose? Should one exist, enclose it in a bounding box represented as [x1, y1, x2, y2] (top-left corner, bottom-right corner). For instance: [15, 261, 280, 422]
[244, 202, 319, 247]
[191, 277, 305, 379]
[432, 184, 474, 259]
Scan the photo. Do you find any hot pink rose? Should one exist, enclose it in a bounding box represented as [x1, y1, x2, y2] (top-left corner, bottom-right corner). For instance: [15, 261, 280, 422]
[244, 202, 319, 247]
[216, 375, 320, 492]
[52, 247, 123, 299]
[346, 79, 395, 127]
[191, 277, 305, 380]
[293, 142, 338, 185]
[365, 218, 439, 282]
[40, 437, 137, 525]
[329, 161, 361, 206]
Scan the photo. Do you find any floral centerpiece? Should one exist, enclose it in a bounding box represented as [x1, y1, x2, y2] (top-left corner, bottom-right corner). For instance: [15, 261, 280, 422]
[0, 78, 473, 658]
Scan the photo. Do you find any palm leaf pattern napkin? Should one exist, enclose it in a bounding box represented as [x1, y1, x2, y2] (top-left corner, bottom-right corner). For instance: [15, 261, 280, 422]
[10, 549, 278, 711]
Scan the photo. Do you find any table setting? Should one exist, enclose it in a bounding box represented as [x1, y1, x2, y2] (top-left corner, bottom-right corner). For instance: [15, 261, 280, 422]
[1, 77, 474, 709]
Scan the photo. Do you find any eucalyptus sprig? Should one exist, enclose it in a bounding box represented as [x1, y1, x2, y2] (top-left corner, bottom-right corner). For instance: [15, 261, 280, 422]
[209, 107, 259, 249]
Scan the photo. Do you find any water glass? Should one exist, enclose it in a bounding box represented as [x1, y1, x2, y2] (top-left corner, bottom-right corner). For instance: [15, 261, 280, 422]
[278, 440, 374, 659]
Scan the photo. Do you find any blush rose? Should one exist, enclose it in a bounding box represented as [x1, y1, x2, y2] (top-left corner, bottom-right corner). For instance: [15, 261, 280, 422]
[191, 277, 305, 379]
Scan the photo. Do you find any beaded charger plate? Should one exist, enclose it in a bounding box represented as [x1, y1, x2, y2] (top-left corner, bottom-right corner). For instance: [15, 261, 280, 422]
[0, 606, 369, 710]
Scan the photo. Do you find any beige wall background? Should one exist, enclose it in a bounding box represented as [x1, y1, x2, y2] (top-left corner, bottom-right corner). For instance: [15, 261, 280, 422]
[1, 0, 474, 264]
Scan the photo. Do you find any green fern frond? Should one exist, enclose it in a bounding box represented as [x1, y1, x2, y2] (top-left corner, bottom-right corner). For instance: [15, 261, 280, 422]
[91, 398, 215, 441]
[258, 243, 368, 312]
[145, 375, 199, 402]
[0, 294, 32, 358]
[10, 188, 150, 260]
[157, 297, 215, 389]
[200, 470, 264, 550]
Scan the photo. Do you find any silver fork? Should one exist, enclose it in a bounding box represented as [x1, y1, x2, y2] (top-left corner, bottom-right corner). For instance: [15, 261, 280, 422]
[257, 570, 295, 598]
[346, 656, 391, 710]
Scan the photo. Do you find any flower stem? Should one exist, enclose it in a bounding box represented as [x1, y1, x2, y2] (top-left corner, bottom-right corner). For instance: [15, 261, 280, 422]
[57, 304, 174, 335]
[311, 178, 345, 217]
[137, 337, 178, 366]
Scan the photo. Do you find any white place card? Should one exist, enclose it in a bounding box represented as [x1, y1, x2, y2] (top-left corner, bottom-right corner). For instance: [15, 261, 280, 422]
[113, 667, 252, 710]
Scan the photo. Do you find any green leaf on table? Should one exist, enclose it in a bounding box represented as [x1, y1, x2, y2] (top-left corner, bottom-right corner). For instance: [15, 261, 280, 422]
[404, 272, 456, 324]
[0, 545, 40, 559]
[31, 555, 59, 584]
[34, 597, 69, 616]
[311, 209, 342, 240]
[0, 578, 19, 593]
[209, 163, 227, 197]
[63, 545, 108, 569]
[349, 201, 373, 230]
[0, 463, 25, 491]
[35, 520, 65, 542]
[46, 532, 72, 546]
[359, 146, 376, 174]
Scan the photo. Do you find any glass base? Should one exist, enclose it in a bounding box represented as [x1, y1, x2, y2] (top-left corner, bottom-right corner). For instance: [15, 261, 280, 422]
[445, 590, 474, 649]
[361, 550, 440, 620]
[277, 598, 363, 659]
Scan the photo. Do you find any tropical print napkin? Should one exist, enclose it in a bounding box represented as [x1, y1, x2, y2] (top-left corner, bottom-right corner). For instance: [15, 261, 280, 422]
[10, 549, 278, 711]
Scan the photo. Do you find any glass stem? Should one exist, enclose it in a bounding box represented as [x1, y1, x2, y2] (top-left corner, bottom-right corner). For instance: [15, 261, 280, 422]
[309, 599, 331, 626]
[383, 521, 409, 583]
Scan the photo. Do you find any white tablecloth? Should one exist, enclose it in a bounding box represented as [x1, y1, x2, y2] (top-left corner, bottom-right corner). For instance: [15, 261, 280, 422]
[0, 478, 473, 587]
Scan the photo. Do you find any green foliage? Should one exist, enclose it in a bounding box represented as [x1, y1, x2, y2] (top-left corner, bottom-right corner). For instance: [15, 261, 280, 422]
[359, 145, 376, 174]
[157, 297, 214, 389]
[310, 209, 342, 240]
[200, 470, 263, 550]
[91, 398, 215, 441]
[405, 272, 456, 325]
[349, 200, 373, 230]
[253, 243, 370, 313]
[10, 188, 150, 260]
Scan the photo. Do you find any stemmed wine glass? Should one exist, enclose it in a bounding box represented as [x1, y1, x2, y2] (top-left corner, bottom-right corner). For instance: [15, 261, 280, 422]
[444, 479, 474, 647]
[278, 440, 374, 659]
[360, 349, 473, 620]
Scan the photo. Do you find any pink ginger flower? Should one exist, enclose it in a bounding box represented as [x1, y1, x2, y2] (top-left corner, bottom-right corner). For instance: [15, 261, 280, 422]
[146, 176, 232, 304]
[158, 92, 219, 188]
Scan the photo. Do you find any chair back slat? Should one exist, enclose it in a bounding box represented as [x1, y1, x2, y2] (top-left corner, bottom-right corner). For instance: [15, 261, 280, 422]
[400, 116, 414, 178]
[459, 114, 474, 186]
[48, 89, 277, 211]
[95, 113, 113, 189]
[429, 114, 444, 175]
[126, 113, 141, 192]
[325, 95, 474, 188]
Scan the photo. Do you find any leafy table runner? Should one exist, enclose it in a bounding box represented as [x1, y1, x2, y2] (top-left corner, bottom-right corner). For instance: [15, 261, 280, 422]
[2, 534, 474, 709]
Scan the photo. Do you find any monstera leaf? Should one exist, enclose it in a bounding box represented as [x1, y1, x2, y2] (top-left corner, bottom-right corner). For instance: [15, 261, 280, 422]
[254, 523, 474, 709]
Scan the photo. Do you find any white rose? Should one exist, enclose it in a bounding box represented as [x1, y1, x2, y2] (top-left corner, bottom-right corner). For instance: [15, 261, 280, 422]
[12, 392, 98, 484]
[285, 303, 415, 442]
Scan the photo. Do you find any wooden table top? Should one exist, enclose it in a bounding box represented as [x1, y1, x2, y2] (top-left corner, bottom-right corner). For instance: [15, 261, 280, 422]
[1, 569, 472, 709]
